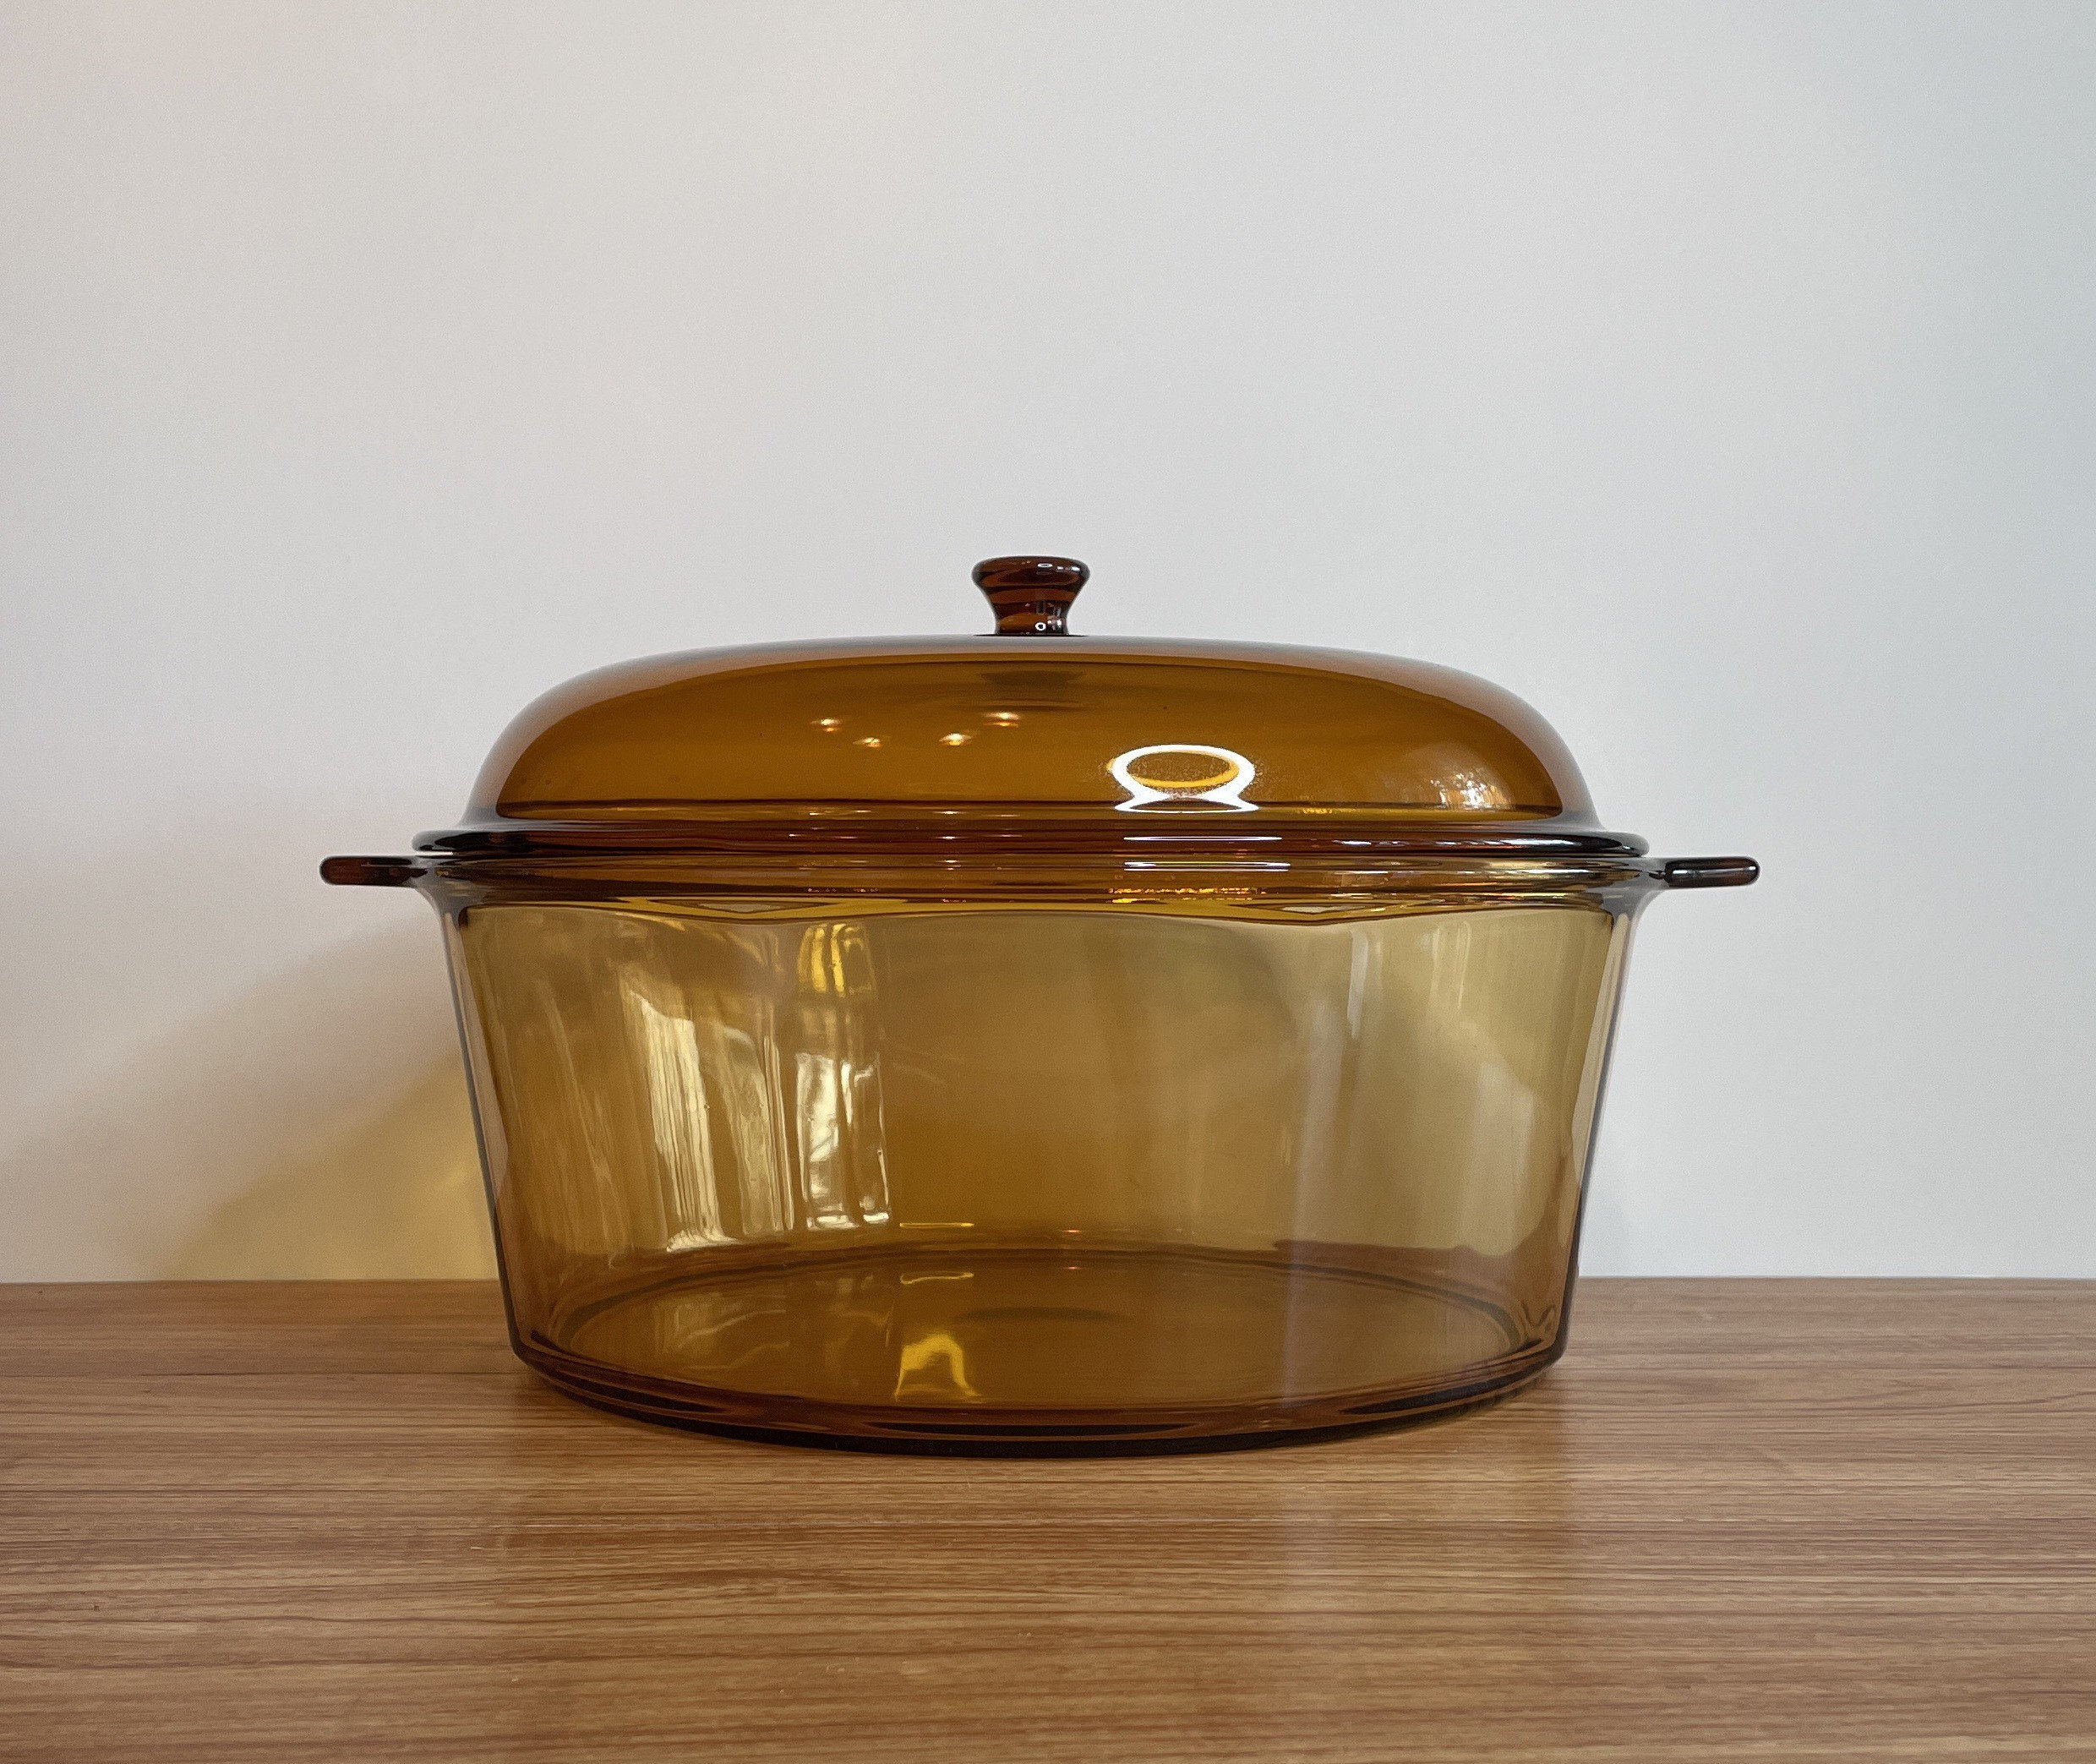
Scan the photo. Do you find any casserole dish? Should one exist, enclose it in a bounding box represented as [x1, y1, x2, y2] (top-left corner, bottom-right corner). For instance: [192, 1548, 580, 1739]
[327, 557, 1755, 1449]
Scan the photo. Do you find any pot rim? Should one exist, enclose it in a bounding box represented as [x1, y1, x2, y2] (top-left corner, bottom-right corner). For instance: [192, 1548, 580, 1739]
[321, 826, 1756, 895]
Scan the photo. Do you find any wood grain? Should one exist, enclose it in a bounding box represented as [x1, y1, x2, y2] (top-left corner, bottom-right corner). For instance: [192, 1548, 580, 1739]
[2, 1280, 2092, 1762]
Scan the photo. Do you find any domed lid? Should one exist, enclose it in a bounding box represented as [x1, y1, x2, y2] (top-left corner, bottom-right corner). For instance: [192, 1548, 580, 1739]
[416, 557, 1636, 859]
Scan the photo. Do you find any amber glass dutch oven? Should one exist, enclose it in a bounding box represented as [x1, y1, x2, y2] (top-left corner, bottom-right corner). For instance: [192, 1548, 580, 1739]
[327, 558, 1755, 1450]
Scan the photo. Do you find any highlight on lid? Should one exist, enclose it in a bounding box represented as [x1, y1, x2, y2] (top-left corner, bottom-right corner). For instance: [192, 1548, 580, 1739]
[1110, 743, 1258, 812]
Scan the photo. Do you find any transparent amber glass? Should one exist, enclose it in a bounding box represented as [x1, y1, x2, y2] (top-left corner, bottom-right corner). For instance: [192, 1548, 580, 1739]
[411, 851, 1651, 1448]
[327, 559, 1754, 1448]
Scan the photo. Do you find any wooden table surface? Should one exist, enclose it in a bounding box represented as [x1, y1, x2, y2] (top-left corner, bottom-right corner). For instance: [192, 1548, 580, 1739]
[3, 1280, 2093, 1762]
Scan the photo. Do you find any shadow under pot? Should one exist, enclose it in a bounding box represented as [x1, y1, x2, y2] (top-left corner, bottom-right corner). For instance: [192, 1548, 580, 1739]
[327, 555, 1755, 1451]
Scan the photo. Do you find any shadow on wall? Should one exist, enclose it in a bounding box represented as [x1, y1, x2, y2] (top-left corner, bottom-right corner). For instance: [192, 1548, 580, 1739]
[3, 920, 497, 1279]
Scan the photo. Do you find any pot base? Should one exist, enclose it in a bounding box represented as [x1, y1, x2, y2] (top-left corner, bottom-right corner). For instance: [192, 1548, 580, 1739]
[514, 1239, 1563, 1452]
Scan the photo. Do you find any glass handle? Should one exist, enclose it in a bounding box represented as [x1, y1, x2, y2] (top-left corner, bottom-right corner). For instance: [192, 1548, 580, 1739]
[1661, 856, 1760, 889]
[320, 855, 428, 887]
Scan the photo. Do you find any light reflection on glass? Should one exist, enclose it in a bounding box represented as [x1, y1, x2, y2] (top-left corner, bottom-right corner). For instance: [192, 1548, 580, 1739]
[790, 923, 891, 1231]
[615, 957, 792, 1246]
[1111, 744, 1258, 812]
[1406, 745, 1510, 811]
[894, 1329, 978, 1399]
[630, 994, 730, 1248]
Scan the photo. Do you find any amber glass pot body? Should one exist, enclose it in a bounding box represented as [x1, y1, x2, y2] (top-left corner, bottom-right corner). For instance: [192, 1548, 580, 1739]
[329, 560, 1754, 1450]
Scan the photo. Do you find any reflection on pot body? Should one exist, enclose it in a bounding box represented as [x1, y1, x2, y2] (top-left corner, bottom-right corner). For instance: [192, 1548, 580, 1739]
[450, 898, 1629, 1429]
[620, 922, 892, 1248]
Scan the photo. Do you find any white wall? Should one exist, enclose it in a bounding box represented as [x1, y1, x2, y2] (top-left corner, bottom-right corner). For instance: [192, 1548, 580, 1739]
[4, 0, 2091, 1279]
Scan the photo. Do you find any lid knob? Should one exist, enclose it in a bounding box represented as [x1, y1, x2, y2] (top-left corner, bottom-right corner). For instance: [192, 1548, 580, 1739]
[974, 556, 1088, 636]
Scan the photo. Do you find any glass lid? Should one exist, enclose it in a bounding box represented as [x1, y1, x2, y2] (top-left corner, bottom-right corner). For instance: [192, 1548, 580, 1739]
[409, 557, 1644, 859]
